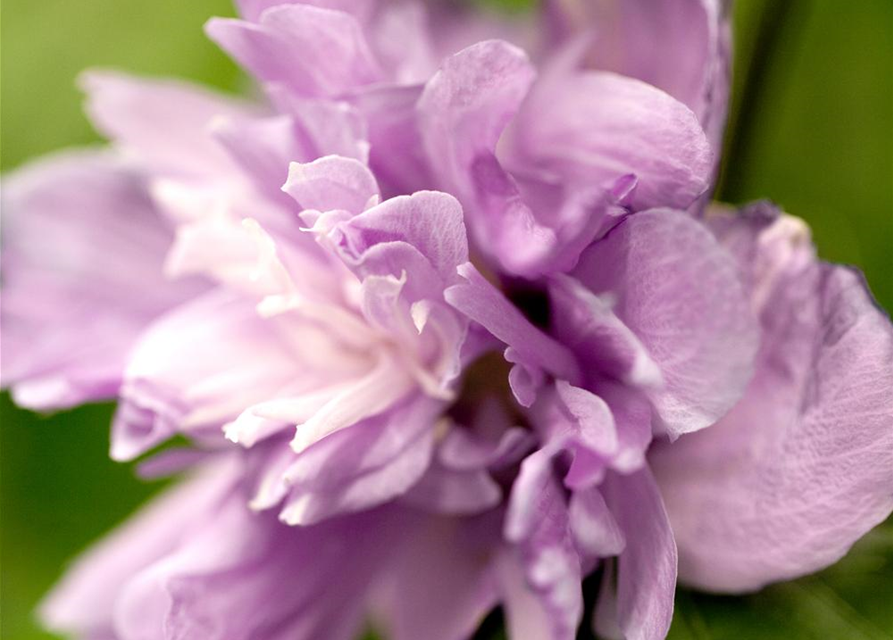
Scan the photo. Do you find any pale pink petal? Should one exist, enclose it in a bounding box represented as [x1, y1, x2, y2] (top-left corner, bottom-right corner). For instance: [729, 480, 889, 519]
[549, 273, 662, 389]
[112, 291, 298, 460]
[401, 460, 502, 515]
[210, 113, 313, 201]
[652, 210, 893, 592]
[505, 447, 584, 639]
[80, 71, 252, 177]
[282, 155, 380, 215]
[354, 84, 432, 197]
[418, 40, 558, 275]
[496, 551, 556, 640]
[1, 151, 204, 409]
[336, 190, 469, 286]
[573, 209, 758, 437]
[206, 5, 383, 98]
[544, 0, 730, 163]
[279, 395, 442, 524]
[568, 486, 625, 559]
[269, 89, 370, 162]
[502, 69, 712, 212]
[289, 350, 418, 453]
[598, 468, 677, 640]
[114, 492, 403, 640]
[375, 510, 500, 640]
[236, 0, 375, 23]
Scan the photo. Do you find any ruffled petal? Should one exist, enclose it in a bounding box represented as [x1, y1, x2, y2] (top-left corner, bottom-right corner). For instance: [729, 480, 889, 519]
[596, 468, 677, 640]
[439, 423, 535, 472]
[497, 550, 556, 640]
[236, 0, 375, 23]
[355, 84, 432, 197]
[278, 395, 442, 525]
[445, 262, 580, 384]
[335, 190, 468, 287]
[210, 113, 313, 202]
[573, 209, 758, 437]
[554, 380, 618, 461]
[400, 458, 503, 516]
[1, 151, 203, 409]
[502, 68, 712, 212]
[505, 447, 584, 640]
[419, 40, 536, 198]
[568, 486, 625, 559]
[418, 40, 556, 275]
[114, 493, 402, 640]
[206, 4, 383, 98]
[300, 188, 472, 401]
[269, 89, 370, 161]
[283, 155, 380, 215]
[48, 463, 495, 640]
[549, 273, 662, 389]
[111, 291, 299, 460]
[652, 209, 893, 592]
[80, 71, 252, 177]
[288, 349, 418, 453]
[544, 0, 731, 159]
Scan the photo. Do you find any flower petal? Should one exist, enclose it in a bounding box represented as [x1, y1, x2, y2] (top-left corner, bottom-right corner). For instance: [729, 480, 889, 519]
[374, 510, 500, 640]
[336, 190, 469, 286]
[211, 113, 312, 201]
[496, 550, 557, 640]
[354, 84, 432, 196]
[439, 424, 535, 472]
[502, 69, 713, 212]
[270, 89, 370, 162]
[418, 40, 557, 275]
[80, 71, 251, 177]
[111, 291, 298, 460]
[544, 0, 730, 160]
[279, 395, 442, 525]
[446, 262, 580, 384]
[0, 151, 203, 409]
[568, 486, 625, 559]
[597, 468, 677, 640]
[236, 0, 375, 23]
[288, 348, 419, 453]
[573, 209, 758, 437]
[505, 447, 584, 639]
[283, 155, 380, 215]
[652, 210, 893, 592]
[114, 490, 402, 640]
[400, 460, 502, 516]
[206, 4, 382, 98]
[419, 40, 536, 198]
[549, 273, 662, 389]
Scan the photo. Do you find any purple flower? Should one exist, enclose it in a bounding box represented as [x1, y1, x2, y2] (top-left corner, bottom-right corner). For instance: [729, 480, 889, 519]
[2, 1, 891, 639]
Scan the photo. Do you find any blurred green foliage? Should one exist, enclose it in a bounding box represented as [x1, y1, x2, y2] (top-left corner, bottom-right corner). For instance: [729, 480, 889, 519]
[1, 1, 891, 639]
[721, 0, 893, 312]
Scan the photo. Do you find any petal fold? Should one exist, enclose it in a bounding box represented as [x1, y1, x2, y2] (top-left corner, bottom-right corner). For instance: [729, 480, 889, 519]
[1, 151, 203, 409]
[573, 209, 758, 437]
[206, 5, 383, 98]
[652, 208, 893, 592]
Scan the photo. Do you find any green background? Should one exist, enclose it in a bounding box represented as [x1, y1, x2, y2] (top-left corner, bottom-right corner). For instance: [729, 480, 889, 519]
[1, 1, 891, 639]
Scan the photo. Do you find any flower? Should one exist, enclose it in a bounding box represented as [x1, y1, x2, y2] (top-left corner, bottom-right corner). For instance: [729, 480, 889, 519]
[2, 1, 891, 639]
